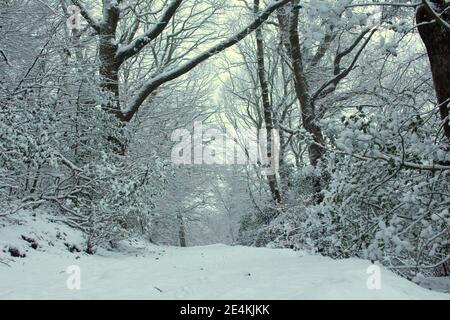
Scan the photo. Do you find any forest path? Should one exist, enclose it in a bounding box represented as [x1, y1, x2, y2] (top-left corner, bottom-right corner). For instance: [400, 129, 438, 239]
[1, 243, 448, 299]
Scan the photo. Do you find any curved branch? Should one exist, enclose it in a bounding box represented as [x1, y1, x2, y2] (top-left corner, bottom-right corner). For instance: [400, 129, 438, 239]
[116, 0, 184, 63]
[311, 28, 377, 104]
[123, 0, 291, 122]
[70, 0, 101, 33]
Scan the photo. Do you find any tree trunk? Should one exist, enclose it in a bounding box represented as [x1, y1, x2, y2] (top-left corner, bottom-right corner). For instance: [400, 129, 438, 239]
[279, 2, 325, 202]
[177, 211, 187, 247]
[99, 39, 122, 119]
[254, 0, 282, 204]
[98, 32, 128, 155]
[416, 1, 450, 140]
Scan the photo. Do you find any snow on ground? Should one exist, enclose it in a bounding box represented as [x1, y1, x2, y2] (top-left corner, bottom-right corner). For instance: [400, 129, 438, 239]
[0, 212, 449, 300]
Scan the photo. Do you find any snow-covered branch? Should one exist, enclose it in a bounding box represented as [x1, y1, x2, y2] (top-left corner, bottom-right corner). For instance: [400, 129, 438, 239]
[311, 28, 377, 104]
[70, 0, 102, 33]
[422, 0, 450, 30]
[115, 0, 184, 62]
[123, 0, 291, 121]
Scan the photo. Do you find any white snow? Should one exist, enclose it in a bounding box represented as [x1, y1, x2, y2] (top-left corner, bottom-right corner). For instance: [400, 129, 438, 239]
[1, 245, 449, 299]
[0, 213, 449, 300]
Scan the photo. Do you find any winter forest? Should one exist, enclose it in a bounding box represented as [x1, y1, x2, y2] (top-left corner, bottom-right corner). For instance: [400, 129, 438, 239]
[0, 0, 449, 299]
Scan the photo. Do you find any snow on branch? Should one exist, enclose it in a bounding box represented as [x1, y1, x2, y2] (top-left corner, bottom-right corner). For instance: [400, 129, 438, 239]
[123, 0, 292, 121]
[279, 125, 450, 171]
[115, 0, 184, 62]
[343, 1, 422, 9]
[70, 0, 102, 33]
[422, 0, 450, 30]
[311, 28, 377, 104]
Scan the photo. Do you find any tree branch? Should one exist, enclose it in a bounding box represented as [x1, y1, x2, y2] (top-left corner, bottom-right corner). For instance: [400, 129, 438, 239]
[70, 0, 102, 33]
[115, 0, 184, 63]
[422, 0, 450, 30]
[311, 28, 377, 104]
[123, 0, 292, 122]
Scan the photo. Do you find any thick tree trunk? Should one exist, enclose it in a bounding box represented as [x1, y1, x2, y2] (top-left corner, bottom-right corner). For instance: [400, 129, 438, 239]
[99, 48, 127, 155]
[99, 35, 122, 117]
[416, 1, 450, 140]
[286, 4, 325, 167]
[98, 26, 128, 155]
[279, 2, 325, 202]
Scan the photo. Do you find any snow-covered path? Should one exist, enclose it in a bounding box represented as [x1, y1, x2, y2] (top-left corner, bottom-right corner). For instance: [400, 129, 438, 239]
[0, 244, 449, 299]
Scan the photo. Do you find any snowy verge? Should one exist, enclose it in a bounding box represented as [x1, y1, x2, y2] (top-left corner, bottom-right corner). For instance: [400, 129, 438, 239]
[0, 209, 86, 265]
[0, 212, 449, 299]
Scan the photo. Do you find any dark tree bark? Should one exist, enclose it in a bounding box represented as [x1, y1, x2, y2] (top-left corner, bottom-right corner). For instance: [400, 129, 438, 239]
[98, 28, 127, 154]
[278, 1, 325, 202]
[416, 0, 450, 140]
[254, 0, 282, 204]
[177, 211, 187, 247]
[286, 5, 325, 168]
